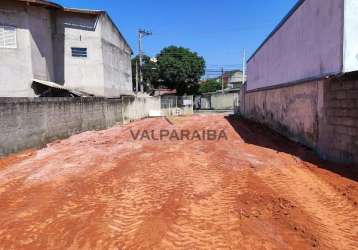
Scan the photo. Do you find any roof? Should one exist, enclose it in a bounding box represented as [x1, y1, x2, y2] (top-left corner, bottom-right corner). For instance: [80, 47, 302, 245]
[153, 89, 177, 97]
[33, 79, 95, 97]
[63, 8, 132, 53]
[248, 0, 305, 62]
[16, 1, 132, 53]
[223, 70, 243, 77]
[63, 8, 104, 15]
[18, 0, 62, 9]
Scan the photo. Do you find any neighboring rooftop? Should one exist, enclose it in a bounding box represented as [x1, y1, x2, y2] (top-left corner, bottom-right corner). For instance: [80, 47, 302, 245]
[16, 0, 132, 54]
[18, 0, 62, 9]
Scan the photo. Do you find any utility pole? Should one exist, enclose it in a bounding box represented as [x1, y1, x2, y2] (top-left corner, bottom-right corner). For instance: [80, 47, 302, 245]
[135, 61, 139, 94]
[242, 49, 246, 84]
[221, 67, 224, 94]
[138, 29, 152, 94]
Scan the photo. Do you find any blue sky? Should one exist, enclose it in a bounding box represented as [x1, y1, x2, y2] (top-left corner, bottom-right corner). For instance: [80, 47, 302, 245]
[56, 0, 297, 73]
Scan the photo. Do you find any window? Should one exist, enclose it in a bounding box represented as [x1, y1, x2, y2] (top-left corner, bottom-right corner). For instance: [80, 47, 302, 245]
[0, 25, 17, 49]
[71, 47, 87, 58]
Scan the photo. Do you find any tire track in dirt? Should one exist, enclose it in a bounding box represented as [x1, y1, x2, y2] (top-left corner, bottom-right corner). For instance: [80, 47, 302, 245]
[256, 159, 358, 250]
[0, 115, 357, 249]
[158, 141, 248, 249]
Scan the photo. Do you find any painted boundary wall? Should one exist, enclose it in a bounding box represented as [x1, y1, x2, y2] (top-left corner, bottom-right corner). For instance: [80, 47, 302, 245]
[0, 97, 160, 156]
[197, 92, 239, 110]
[240, 76, 358, 164]
[247, 0, 344, 91]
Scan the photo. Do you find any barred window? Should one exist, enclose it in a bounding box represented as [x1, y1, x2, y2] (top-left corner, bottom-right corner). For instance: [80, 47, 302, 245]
[71, 47, 87, 58]
[0, 25, 17, 49]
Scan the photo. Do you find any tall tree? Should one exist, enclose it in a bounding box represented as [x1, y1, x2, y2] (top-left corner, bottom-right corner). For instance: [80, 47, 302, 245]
[199, 79, 222, 93]
[156, 46, 205, 95]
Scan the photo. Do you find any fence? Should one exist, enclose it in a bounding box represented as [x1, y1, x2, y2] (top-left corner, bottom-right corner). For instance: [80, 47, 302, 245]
[0, 96, 161, 156]
[0, 95, 198, 156]
[161, 96, 194, 117]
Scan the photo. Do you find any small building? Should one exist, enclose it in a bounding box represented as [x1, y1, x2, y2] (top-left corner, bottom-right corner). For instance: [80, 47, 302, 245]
[223, 70, 243, 89]
[0, 0, 133, 97]
[211, 70, 243, 89]
[152, 88, 177, 97]
[241, 0, 358, 164]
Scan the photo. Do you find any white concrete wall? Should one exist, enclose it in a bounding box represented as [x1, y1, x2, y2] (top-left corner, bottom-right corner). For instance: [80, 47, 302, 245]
[0, 1, 34, 97]
[0, 2, 132, 98]
[60, 12, 105, 96]
[247, 0, 344, 91]
[122, 97, 161, 122]
[343, 0, 358, 73]
[28, 6, 55, 82]
[101, 15, 132, 97]
[59, 12, 132, 97]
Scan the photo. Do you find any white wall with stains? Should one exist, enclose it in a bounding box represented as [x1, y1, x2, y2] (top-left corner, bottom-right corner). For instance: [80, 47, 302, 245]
[247, 0, 344, 91]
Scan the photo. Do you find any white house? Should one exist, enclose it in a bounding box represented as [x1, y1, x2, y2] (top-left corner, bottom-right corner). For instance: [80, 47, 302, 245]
[0, 0, 133, 97]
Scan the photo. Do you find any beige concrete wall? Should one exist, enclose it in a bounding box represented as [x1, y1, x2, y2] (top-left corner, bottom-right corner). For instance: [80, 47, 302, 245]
[240, 77, 358, 164]
[241, 80, 321, 148]
[211, 92, 238, 110]
[199, 92, 239, 110]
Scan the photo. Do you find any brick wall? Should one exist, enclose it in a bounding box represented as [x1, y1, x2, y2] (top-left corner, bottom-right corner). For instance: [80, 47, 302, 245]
[240, 75, 358, 165]
[321, 78, 358, 163]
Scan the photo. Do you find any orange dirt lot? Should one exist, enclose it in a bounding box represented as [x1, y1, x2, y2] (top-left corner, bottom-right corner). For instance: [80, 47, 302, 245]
[0, 115, 357, 250]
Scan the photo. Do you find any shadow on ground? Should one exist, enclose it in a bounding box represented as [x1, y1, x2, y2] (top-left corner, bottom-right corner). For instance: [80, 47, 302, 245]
[225, 115, 358, 182]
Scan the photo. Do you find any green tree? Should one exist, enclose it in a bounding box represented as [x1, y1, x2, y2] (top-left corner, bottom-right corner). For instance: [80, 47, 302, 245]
[156, 46, 205, 95]
[131, 55, 160, 92]
[199, 79, 222, 93]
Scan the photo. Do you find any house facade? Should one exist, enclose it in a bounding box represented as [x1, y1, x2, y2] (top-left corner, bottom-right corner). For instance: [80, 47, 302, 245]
[241, 0, 358, 164]
[0, 0, 133, 97]
[223, 70, 243, 89]
[211, 70, 243, 89]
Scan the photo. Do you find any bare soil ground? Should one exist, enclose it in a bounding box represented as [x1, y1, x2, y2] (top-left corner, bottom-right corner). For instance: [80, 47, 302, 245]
[0, 115, 357, 250]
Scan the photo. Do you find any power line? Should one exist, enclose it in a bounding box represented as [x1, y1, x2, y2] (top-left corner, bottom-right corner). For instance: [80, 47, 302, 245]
[150, 20, 279, 37]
